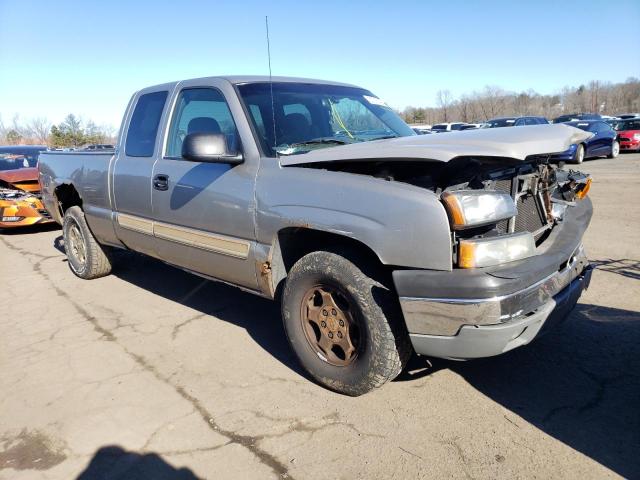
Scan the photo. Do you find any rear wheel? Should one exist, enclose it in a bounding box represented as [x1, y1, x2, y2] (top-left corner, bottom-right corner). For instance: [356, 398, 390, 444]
[608, 140, 620, 158]
[282, 250, 411, 396]
[62, 206, 112, 279]
[574, 144, 585, 164]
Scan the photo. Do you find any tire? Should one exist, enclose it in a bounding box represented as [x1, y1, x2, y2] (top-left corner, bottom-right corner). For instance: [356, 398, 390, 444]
[574, 144, 585, 164]
[62, 206, 112, 279]
[608, 140, 620, 159]
[281, 250, 411, 396]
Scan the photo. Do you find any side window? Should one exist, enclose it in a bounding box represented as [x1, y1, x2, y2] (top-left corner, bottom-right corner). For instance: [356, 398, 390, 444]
[166, 88, 238, 158]
[125, 91, 168, 157]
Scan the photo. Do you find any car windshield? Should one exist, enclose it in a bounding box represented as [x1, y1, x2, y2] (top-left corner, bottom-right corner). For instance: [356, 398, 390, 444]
[614, 119, 640, 131]
[484, 118, 516, 128]
[553, 115, 576, 123]
[0, 152, 39, 171]
[237, 82, 414, 156]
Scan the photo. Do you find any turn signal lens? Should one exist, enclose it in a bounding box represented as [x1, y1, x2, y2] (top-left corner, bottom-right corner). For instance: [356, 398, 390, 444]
[575, 177, 592, 200]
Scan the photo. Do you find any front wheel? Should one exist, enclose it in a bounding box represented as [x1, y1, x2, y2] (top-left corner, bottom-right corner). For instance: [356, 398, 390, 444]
[608, 140, 620, 159]
[281, 250, 411, 396]
[62, 206, 112, 279]
[574, 144, 585, 164]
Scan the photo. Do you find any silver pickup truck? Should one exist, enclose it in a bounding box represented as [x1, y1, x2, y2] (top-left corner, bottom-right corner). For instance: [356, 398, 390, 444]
[38, 76, 594, 395]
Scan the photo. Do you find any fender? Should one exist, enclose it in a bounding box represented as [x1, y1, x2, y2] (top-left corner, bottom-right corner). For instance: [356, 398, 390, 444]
[256, 164, 453, 272]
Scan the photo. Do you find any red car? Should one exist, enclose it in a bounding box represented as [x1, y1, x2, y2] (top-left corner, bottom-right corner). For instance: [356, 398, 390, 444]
[613, 118, 640, 152]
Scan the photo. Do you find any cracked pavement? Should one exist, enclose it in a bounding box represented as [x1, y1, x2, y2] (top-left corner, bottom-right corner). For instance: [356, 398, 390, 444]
[1, 154, 639, 479]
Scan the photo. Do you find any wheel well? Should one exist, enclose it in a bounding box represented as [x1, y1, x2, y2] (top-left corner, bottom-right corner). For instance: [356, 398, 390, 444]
[270, 227, 389, 299]
[54, 184, 82, 216]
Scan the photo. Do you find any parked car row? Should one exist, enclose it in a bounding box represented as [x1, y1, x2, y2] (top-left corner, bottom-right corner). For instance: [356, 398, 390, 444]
[410, 111, 638, 162]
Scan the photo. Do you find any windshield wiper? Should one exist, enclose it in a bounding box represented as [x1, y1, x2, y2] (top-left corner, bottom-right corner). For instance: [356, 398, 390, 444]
[289, 137, 355, 147]
[368, 134, 399, 141]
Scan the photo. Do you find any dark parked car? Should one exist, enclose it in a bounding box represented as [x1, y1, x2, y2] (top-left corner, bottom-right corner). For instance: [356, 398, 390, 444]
[553, 113, 602, 123]
[616, 113, 639, 119]
[483, 116, 548, 128]
[553, 120, 619, 163]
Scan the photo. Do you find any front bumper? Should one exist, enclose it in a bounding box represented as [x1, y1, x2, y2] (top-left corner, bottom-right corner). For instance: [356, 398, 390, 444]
[408, 262, 592, 359]
[393, 197, 593, 359]
[0, 198, 53, 229]
[619, 140, 640, 151]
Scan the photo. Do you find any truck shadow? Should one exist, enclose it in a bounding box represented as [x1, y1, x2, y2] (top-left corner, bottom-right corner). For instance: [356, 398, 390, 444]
[403, 303, 640, 478]
[107, 248, 303, 376]
[76, 445, 198, 479]
[60, 238, 639, 478]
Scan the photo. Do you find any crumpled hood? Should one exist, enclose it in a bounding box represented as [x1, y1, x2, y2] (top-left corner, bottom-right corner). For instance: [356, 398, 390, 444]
[0, 167, 39, 184]
[0, 167, 40, 192]
[280, 124, 592, 166]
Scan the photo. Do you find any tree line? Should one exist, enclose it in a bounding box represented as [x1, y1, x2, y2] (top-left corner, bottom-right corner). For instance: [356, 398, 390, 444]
[401, 78, 640, 125]
[0, 114, 117, 147]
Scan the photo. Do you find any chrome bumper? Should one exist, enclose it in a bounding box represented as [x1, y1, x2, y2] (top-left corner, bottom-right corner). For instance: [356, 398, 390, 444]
[408, 263, 592, 359]
[399, 244, 590, 336]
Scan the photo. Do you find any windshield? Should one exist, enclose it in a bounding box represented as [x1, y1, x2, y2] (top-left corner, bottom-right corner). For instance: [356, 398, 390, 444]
[0, 152, 39, 171]
[484, 118, 516, 128]
[237, 82, 414, 156]
[613, 119, 640, 131]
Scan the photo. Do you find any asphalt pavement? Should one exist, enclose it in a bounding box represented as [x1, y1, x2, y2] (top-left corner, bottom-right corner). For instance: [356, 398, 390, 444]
[1, 153, 639, 479]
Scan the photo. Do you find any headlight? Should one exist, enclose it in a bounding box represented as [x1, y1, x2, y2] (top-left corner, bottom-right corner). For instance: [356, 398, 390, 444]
[441, 190, 517, 230]
[1, 216, 23, 222]
[633, 133, 640, 140]
[458, 232, 536, 268]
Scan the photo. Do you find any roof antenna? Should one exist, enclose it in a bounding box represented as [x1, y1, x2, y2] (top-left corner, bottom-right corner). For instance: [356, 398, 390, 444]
[265, 16, 277, 153]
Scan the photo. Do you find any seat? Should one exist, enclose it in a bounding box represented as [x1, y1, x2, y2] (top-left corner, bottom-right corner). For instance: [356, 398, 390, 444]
[187, 117, 222, 135]
[282, 113, 311, 145]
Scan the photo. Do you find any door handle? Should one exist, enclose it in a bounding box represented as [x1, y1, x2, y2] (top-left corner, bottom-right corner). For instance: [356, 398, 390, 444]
[153, 174, 169, 191]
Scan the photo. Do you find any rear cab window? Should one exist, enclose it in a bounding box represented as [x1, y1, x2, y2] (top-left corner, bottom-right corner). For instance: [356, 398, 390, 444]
[125, 91, 168, 157]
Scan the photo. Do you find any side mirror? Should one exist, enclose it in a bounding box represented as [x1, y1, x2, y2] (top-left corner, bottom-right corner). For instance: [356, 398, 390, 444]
[181, 132, 243, 164]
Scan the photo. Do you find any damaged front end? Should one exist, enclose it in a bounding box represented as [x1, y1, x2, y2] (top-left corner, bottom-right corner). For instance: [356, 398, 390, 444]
[298, 154, 591, 268]
[0, 181, 53, 228]
[434, 157, 591, 269]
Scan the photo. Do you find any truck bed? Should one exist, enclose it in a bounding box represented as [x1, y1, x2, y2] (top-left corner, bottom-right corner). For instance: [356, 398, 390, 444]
[38, 151, 115, 225]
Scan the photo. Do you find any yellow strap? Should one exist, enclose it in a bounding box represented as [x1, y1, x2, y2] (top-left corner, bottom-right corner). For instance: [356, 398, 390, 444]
[328, 99, 354, 139]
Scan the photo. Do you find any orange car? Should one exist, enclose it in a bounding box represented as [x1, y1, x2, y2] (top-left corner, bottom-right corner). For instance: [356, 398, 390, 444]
[0, 146, 53, 229]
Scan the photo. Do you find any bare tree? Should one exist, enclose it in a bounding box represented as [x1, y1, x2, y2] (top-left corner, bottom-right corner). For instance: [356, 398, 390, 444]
[435, 89, 453, 122]
[26, 117, 52, 144]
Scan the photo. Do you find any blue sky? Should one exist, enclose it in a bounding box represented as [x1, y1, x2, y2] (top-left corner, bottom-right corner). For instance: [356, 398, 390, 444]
[1, 0, 639, 128]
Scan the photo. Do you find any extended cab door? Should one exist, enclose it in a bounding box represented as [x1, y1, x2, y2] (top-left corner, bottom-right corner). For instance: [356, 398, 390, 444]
[150, 79, 259, 291]
[112, 86, 170, 258]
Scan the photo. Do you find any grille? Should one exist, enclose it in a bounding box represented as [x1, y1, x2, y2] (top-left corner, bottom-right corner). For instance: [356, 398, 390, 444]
[619, 137, 631, 142]
[515, 194, 546, 235]
[494, 179, 512, 195]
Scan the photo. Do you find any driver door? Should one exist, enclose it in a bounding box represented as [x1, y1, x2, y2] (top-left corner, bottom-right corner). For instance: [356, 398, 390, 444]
[150, 81, 259, 290]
